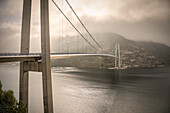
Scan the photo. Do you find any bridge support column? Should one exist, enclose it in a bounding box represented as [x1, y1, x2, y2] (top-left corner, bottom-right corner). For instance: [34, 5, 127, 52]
[40, 0, 54, 113]
[118, 43, 121, 68]
[115, 43, 117, 68]
[114, 43, 121, 68]
[20, 0, 32, 111]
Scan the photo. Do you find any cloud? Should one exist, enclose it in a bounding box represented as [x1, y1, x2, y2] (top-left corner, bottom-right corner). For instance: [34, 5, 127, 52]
[0, 0, 170, 53]
[0, 0, 22, 24]
[117, 0, 170, 21]
[80, 14, 170, 45]
[80, 0, 170, 22]
[0, 23, 21, 52]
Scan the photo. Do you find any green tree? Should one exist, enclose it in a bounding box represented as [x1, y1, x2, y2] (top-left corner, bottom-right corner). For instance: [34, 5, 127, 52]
[0, 81, 27, 113]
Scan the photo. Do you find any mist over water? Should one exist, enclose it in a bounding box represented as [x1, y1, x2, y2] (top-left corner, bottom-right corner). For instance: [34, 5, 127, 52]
[0, 64, 170, 113]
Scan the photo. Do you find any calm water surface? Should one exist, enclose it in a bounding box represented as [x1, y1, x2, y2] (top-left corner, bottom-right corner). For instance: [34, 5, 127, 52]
[0, 64, 170, 113]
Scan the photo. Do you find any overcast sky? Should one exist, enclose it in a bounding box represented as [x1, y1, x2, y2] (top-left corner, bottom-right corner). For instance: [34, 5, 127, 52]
[0, 0, 170, 52]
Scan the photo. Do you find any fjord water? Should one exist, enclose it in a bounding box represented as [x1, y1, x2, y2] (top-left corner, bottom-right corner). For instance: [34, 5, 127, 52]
[0, 64, 170, 113]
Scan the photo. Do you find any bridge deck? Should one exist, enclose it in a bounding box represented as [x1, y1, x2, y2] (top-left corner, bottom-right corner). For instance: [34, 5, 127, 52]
[0, 55, 41, 63]
[0, 53, 118, 63]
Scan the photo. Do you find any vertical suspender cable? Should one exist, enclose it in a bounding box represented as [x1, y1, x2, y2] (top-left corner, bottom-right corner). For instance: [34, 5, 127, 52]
[59, 8, 60, 53]
[52, 0, 98, 50]
[61, 0, 63, 53]
[65, 0, 103, 50]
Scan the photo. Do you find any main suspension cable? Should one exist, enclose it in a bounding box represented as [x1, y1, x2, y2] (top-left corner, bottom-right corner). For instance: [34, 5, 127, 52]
[65, 0, 103, 50]
[52, 0, 98, 50]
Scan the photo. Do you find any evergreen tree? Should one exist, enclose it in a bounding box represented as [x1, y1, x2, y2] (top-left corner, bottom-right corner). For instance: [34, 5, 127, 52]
[0, 81, 26, 113]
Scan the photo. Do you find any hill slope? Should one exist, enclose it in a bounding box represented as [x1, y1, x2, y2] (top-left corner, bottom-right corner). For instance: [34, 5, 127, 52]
[94, 33, 170, 67]
[52, 33, 170, 68]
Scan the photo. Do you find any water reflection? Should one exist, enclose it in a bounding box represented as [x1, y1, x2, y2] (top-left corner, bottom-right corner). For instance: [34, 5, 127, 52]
[52, 67, 170, 113]
[0, 65, 170, 113]
[52, 68, 119, 113]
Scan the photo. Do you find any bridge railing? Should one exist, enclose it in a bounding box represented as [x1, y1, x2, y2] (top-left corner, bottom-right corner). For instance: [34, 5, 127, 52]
[0, 53, 41, 56]
[0, 52, 99, 56]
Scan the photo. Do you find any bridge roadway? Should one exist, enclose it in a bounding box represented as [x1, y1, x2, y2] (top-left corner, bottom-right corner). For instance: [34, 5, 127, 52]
[0, 53, 118, 63]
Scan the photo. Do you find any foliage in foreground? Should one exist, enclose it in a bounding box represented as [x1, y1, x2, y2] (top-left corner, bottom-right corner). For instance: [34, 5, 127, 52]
[0, 81, 27, 113]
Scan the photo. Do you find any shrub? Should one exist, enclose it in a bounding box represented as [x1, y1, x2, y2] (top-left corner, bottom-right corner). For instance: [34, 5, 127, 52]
[0, 81, 26, 113]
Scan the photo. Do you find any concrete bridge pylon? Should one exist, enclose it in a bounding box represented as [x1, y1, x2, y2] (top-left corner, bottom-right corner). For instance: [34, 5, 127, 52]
[20, 0, 53, 113]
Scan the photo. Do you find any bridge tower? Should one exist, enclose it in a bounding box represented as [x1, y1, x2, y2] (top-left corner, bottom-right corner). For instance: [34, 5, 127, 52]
[115, 43, 118, 68]
[20, 0, 53, 113]
[118, 43, 121, 68]
[20, 0, 32, 111]
[114, 43, 121, 68]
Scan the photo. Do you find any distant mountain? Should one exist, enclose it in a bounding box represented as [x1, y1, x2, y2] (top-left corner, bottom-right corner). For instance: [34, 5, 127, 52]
[136, 41, 170, 64]
[52, 33, 170, 68]
[93, 33, 170, 67]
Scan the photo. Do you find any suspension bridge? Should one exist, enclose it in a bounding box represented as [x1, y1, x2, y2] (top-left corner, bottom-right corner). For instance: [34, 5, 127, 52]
[0, 0, 121, 113]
